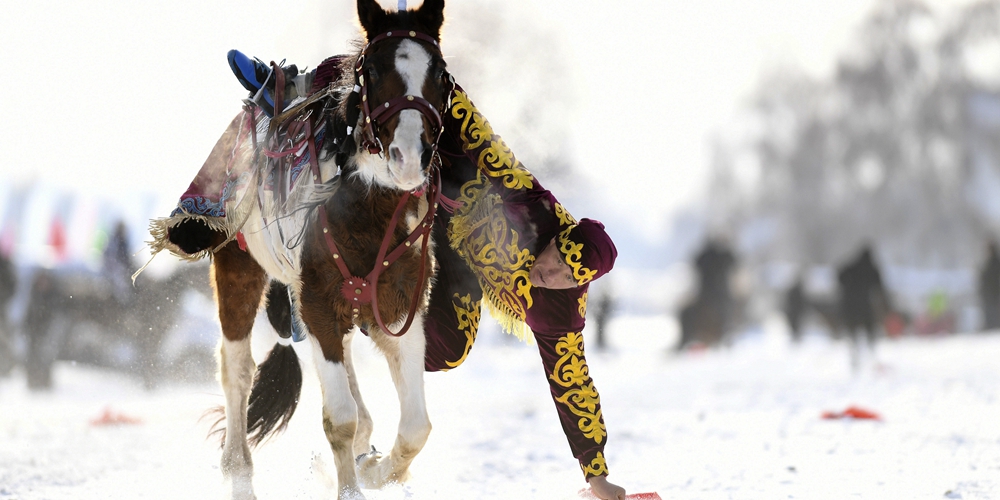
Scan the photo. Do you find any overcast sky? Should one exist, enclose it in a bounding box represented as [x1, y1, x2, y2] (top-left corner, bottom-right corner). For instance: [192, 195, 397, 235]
[0, 0, 971, 246]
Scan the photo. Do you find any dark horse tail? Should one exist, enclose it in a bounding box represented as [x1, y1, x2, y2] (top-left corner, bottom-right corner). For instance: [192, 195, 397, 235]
[210, 281, 303, 447]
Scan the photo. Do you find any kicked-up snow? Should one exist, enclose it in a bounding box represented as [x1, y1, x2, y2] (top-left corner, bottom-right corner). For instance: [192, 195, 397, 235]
[1, 313, 998, 499]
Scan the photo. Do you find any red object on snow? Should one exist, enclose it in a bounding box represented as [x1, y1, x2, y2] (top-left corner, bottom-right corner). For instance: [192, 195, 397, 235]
[579, 488, 662, 500]
[821, 405, 882, 421]
[90, 406, 143, 426]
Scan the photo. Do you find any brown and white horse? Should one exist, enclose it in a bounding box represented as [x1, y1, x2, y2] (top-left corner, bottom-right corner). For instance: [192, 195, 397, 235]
[206, 1, 449, 498]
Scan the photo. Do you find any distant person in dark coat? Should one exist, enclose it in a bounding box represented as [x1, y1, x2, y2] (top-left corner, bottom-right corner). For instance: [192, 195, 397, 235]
[784, 277, 807, 342]
[0, 251, 16, 376]
[592, 286, 615, 351]
[978, 242, 1000, 331]
[677, 239, 737, 350]
[837, 246, 888, 370]
[102, 221, 133, 304]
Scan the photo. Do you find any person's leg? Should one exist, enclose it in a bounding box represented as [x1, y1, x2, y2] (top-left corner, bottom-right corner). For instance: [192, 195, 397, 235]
[423, 223, 484, 372]
[226, 50, 313, 117]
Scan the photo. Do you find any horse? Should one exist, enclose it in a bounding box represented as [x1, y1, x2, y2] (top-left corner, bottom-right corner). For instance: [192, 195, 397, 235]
[175, 1, 451, 498]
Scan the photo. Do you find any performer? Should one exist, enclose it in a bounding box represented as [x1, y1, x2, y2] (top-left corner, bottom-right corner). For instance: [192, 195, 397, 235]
[202, 51, 626, 500]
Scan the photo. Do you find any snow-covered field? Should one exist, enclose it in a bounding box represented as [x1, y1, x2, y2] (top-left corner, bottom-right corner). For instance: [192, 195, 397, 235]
[2, 313, 999, 499]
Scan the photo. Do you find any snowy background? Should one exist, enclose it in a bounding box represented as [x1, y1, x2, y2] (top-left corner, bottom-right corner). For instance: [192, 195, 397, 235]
[3, 0, 1000, 498]
[2, 317, 1000, 499]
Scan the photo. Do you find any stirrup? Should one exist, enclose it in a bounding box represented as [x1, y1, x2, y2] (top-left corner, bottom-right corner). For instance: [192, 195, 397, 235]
[245, 60, 282, 116]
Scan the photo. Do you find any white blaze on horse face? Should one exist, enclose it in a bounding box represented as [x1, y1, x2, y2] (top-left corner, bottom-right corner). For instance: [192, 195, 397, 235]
[385, 39, 432, 190]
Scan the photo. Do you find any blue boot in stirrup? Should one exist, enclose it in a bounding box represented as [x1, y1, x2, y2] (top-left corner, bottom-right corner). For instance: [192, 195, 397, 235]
[227, 49, 277, 116]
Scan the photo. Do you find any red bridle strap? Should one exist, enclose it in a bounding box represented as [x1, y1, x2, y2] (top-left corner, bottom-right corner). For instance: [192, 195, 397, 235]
[316, 165, 441, 337]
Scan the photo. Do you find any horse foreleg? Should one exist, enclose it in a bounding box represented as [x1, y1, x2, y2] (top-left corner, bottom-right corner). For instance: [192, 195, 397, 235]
[212, 242, 267, 500]
[307, 329, 364, 499]
[343, 328, 374, 458]
[360, 315, 431, 487]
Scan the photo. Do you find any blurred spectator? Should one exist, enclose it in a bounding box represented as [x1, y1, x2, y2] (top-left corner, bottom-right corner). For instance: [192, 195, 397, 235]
[102, 221, 133, 304]
[591, 286, 615, 351]
[837, 245, 888, 370]
[677, 239, 737, 350]
[0, 251, 16, 376]
[25, 270, 60, 390]
[978, 242, 1000, 332]
[784, 276, 806, 342]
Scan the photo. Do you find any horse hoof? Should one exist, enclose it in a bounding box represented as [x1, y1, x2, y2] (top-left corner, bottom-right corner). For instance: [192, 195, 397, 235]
[355, 445, 381, 465]
[338, 485, 366, 500]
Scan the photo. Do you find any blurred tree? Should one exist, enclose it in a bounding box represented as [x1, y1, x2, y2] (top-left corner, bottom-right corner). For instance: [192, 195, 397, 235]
[710, 0, 1000, 268]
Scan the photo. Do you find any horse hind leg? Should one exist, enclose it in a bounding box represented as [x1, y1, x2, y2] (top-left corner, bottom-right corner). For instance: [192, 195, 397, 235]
[359, 314, 431, 488]
[212, 242, 268, 500]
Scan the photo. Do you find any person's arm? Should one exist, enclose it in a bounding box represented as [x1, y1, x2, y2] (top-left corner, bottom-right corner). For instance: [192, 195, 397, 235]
[528, 289, 620, 485]
[534, 327, 609, 477]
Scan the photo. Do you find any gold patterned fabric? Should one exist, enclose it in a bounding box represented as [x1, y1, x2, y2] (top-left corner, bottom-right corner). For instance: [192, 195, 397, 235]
[450, 90, 535, 191]
[429, 84, 607, 479]
[448, 171, 536, 341]
[443, 293, 481, 370]
[558, 225, 599, 286]
[550, 332, 606, 444]
[581, 452, 610, 477]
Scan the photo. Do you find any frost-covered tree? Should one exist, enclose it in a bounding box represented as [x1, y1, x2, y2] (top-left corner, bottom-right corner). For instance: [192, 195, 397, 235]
[711, 0, 1000, 268]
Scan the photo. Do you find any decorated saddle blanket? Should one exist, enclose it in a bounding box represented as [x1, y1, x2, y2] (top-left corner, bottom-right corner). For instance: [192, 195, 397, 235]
[145, 56, 348, 265]
[146, 107, 317, 259]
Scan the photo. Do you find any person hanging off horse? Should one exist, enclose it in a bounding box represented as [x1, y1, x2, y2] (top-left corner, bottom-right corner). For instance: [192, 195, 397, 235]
[167, 46, 628, 499]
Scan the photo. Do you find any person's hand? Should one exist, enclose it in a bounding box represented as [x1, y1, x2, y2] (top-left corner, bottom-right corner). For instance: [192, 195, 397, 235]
[588, 475, 627, 500]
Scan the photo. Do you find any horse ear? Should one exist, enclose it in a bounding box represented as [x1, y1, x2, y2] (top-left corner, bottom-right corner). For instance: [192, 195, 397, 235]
[357, 0, 389, 38]
[415, 0, 444, 39]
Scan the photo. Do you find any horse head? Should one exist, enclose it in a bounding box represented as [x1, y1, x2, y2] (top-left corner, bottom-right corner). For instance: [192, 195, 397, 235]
[350, 0, 449, 192]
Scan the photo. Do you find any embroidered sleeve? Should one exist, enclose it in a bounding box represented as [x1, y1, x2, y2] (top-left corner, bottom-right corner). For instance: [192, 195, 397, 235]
[535, 330, 609, 479]
[450, 89, 535, 191]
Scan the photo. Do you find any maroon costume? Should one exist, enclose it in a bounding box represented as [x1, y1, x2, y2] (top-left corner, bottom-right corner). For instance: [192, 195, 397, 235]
[423, 85, 615, 480]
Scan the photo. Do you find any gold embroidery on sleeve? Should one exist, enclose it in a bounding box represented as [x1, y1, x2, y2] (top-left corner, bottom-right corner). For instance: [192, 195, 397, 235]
[554, 202, 577, 227]
[578, 291, 587, 319]
[550, 332, 606, 444]
[444, 293, 481, 369]
[581, 452, 609, 477]
[451, 90, 534, 190]
[558, 226, 598, 286]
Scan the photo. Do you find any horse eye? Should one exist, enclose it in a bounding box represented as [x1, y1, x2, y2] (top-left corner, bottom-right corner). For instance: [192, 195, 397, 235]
[368, 66, 379, 82]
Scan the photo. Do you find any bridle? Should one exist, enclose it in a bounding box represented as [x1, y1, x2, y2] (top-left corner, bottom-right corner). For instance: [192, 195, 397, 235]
[353, 30, 455, 156]
[317, 30, 453, 337]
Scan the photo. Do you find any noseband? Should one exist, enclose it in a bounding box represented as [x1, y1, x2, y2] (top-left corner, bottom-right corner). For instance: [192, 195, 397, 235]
[352, 30, 455, 155]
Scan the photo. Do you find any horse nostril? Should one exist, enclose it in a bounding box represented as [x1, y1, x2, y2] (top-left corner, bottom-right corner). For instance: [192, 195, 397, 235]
[389, 146, 403, 164]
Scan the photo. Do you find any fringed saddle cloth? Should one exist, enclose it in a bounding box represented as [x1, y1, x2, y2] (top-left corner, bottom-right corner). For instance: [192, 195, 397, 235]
[144, 56, 347, 280]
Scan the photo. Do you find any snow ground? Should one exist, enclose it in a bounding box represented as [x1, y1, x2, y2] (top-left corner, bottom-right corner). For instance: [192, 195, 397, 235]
[1, 313, 999, 500]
